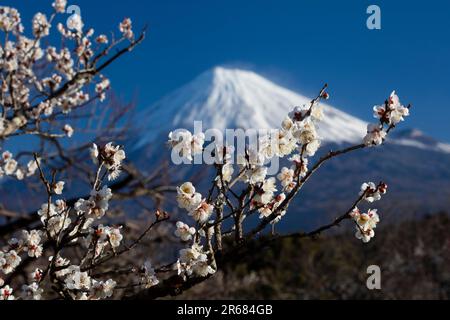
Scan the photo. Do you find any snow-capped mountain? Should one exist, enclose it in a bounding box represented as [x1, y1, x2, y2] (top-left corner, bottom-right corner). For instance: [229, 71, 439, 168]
[134, 66, 450, 156]
[134, 67, 368, 150]
[127, 66, 450, 232]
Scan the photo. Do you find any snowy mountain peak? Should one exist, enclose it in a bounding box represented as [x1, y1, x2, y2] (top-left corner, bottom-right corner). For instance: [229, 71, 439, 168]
[135, 66, 369, 148]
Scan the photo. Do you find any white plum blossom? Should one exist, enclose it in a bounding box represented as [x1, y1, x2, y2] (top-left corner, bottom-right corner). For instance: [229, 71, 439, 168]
[90, 279, 116, 299]
[74, 185, 113, 219]
[360, 182, 387, 203]
[215, 163, 234, 187]
[37, 202, 71, 238]
[351, 207, 380, 243]
[0, 250, 22, 274]
[106, 226, 123, 248]
[175, 221, 196, 241]
[277, 167, 295, 192]
[176, 182, 202, 211]
[21, 282, 43, 300]
[190, 200, 214, 223]
[31, 268, 43, 282]
[63, 124, 74, 137]
[119, 18, 134, 40]
[53, 181, 65, 195]
[21, 230, 43, 258]
[67, 13, 83, 33]
[178, 244, 215, 278]
[52, 0, 67, 13]
[32, 13, 50, 37]
[64, 265, 92, 291]
[364, 124, 386, 146]
[0, 285, 14, 300]
[92, 142, 126, 181]
[373, 91, 409, 126]
[3, 158, 17, 175]
[242, 166, 268, 185]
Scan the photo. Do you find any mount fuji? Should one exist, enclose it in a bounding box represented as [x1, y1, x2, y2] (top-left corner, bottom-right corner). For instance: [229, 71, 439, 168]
[133, 67, 367, 149]
[127, 66, 450, 232]
[132, 66, 450, 154]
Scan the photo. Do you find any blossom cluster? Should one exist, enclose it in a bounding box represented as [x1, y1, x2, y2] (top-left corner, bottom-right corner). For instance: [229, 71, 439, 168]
[0, 151, 39, 181]
[176, 244, 215, 278]
[364, 91, 410, 146]
[0, 142, 129, 300]
[167, 88, 409, 274]
[91, 143, 126, 181]
[0, 1, 135, 140]
[349, 182, 388, 243]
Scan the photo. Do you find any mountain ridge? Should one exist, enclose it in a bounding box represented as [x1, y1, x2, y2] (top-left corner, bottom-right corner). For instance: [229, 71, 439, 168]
[133, 66, 450, 154]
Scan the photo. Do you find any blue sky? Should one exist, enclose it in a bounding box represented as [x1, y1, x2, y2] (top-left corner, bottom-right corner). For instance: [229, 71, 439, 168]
[7, 0, 450, 142]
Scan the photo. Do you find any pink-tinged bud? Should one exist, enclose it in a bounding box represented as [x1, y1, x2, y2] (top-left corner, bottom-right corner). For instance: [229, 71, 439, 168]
[321, 92, 330, 100]
[378, 182, 388, 194]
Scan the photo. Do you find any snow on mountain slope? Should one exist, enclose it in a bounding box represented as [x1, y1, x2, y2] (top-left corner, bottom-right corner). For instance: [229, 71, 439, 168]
[134, 67, 368, 149]
[133, 66, 450, 155]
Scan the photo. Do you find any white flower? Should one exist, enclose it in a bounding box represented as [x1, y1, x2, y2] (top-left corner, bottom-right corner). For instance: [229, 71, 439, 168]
[289, 106, 308, 122]
[32, 13, 50, 37]
[87, 186, 113, 219]
[31, 268, 43, 282]
[373, 91, 409, 126]
[52, 0, 67, 13]
[90, 279, 116, 299]
[106, 226, 122, 248]
[243, 166, 267, 185]
[363, 124, 386, 146]
[190, 200, 214, 223]
[355, 226, 375, 243]
[53, 181, 65, 195]
[90, 143, 99, 163]
[175, 221, 196, 241]
[311, 104, 324, 121]
[281, 116, 294, 131]
[176, 182, 202, 211]
[216, 163, 234, 187]
[67, 13, 83, 33]
[64, 266, 91, 290]
[178, 244, 214, 277]
[191, 259, 215, 277]
[92, 142, 126, 180]
[304, 139, 321, 157]
[96, 34, 108, 44]
[293, 121, 317, 144]
[27, 159, 39, 176]
[21, 282, 43, 300]
[4, 159, 17, 175]
[360, 182, 383, 203]
[0, 250, 21, 274]
[351, 207, 380, 243]
[21, 230, 43, 258]
[15, 168, 24, 180]
[63, 124, 74, 137]
[277, 167, 295, 189]
[0, 285, 14, 300]
[388, 91, 409, 125]
[119, 18, 134, 40]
